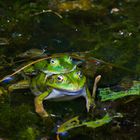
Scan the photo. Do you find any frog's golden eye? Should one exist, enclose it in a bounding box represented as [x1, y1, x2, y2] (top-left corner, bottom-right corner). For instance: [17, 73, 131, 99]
[57, 75, 64, 82]
[76, 71, 82, 78]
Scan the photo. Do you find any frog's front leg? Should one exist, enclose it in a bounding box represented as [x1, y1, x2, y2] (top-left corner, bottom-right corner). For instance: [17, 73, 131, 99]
[34, 89, 51, 118]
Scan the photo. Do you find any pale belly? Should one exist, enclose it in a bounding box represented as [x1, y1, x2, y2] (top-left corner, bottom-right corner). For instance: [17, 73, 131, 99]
[45, 86, 86, 101]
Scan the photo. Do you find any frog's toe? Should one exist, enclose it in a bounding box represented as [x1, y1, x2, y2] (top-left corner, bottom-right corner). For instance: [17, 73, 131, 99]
[42, 113, 49, 118]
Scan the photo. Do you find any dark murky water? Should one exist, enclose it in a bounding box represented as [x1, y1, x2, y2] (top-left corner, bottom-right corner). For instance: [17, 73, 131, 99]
[0, 0, 140, 140]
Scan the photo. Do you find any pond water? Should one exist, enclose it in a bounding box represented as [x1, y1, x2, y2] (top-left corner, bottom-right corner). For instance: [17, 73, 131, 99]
[0, 0, 140, 140]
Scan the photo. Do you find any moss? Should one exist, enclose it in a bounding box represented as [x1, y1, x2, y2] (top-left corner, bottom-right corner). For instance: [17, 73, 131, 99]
[18, 127, 39, 140]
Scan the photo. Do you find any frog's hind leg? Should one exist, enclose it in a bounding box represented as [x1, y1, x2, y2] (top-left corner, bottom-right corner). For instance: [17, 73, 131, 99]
[8, 80, 30, 92]
[34, 90, 51, 118]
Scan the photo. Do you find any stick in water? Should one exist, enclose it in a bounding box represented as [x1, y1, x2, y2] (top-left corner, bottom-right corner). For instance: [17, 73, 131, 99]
[92, 75, 101, 99]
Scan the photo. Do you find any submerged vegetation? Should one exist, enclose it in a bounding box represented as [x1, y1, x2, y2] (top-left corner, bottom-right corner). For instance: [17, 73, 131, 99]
[0, 0, 140, 140]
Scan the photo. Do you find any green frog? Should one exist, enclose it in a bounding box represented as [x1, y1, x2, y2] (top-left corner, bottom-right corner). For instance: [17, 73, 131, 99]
[23, 55, 77, 77]
[7, 68, 100, 118]
[0, 55, 77, 84]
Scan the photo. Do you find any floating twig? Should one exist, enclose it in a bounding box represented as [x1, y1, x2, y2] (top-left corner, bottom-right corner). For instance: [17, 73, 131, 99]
[30, 9, 63, 19]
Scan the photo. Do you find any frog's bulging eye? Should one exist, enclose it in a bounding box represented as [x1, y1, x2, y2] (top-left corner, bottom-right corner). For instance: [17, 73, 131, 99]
[57, 75, 64, 82]
[76, 71, 82, 78]
[50, 58, 57, 64]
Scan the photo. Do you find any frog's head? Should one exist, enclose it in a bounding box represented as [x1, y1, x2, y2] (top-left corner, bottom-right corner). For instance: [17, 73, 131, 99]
[43, 55, 77, 75]
[46, 69, 86, 92]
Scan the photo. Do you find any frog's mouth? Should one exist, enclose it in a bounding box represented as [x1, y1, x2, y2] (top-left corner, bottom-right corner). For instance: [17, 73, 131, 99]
[45, 86, 86, 101]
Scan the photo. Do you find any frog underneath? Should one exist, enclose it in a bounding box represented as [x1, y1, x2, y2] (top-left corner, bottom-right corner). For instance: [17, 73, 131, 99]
[31, 69, 94, 118]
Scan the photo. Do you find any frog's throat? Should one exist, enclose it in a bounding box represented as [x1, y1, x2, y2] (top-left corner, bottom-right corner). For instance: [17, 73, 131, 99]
[45, 86, 86, 101]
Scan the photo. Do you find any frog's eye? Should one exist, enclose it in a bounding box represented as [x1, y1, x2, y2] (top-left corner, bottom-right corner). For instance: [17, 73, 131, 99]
[50, 58, 58, 64]
[57, 75, 64, 82]
[76, 71, 82, 78]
